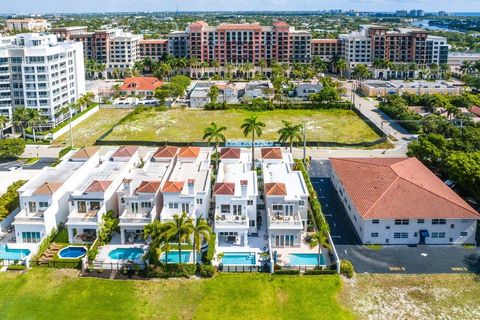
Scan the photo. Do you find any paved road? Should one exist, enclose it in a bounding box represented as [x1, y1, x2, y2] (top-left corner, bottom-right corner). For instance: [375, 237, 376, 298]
[0, 158, 56, 172]
[310, 159, 480, 274]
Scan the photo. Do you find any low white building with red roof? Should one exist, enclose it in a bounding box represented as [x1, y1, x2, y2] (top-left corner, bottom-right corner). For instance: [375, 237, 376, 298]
[330, 157, 480, 245]
[214, 148, 258, 248]
[120, 77, 163, 96]
[261, 148, 308, 248]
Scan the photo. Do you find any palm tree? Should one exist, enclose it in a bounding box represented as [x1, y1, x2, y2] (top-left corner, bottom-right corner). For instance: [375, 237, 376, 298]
[241, 115, 265, 170]
[27, 109, 47, 142]
[211, 60, 220, 75]
[460, 60, 474, 75]
[203, 122, 227, 168]
[163, 213, 194, 264]
[153, 62, 172, 80]
[12, 106, 29, 139]
[191, 216, 211, 264]
[336, 58, 347, 78]
[277, 121, 303, 153]
[143, 220, 164, 263]
[0, 115, 7, 139]
[308, 225, 329, 267]
[257, 58, 267, 77]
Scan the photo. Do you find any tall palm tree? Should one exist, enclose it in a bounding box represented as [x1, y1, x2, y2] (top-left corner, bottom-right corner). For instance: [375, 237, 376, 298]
[336, 58, 347, 78]
[460, 60, 474, 75]
[191, 216, 211, 264]
[12, 106, 29, 139]
[203, 122, 227, 168]
[0, 115, 7, 139]
[153, 62, 172, 80]
[27, 109, 47, 142]
[257, 58, 267, 77]
[241, 115, 266, 170]
[277, 121, 303, 153]
[144, 220, 164, 263]
[163, 213, 194, 264]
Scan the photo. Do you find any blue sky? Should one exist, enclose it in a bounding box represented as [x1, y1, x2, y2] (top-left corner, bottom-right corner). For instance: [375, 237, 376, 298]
[3, 0, 480, 14]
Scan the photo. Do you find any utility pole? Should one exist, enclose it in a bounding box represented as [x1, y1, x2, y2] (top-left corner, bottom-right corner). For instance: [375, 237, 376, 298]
[69, 107, 74, 148]
[303, 121, 307, 165]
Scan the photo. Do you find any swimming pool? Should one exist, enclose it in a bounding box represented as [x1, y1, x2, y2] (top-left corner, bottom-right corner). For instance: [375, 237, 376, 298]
[58, 246, 87, 259]
[221, 252, 256, 265]
[0, 244, 30, 260]
[108, 248, 144, 261]
[288, 253, 325, 266]
[160, 251, 191, 263]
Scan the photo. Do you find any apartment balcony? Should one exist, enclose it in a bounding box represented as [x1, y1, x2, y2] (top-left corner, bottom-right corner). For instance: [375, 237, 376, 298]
[268, 210, 303, 230]
[119, 207, 155, 225]
[66, 208, 102, 225]
[13, 208, 46, 223]
[215, 213, 248, 229]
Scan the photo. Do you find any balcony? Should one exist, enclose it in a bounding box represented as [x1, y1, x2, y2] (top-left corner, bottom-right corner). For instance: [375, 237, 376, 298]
[268, 210, 303, 229]
[215, 213, 248, 228]
[119, 207, 155, 225]
[67, 208, 101, 224]
[13, 208, 46, 223]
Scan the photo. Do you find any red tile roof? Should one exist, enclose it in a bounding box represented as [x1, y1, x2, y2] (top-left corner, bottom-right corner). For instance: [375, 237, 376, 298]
[261, 148, 283, 159]
[470, 106, 480, 117]
[330, 157, 479, 220]
[220, 148, 241, 159]
[218, 23, 262, 31]
[33, 182, 62, 195]
[273, 21, 289, 27]
[135, 181, 161, 194]
[120, 77, 163, 92]
[85, 180, 112, 193]
[264, 183, 287, 196]
[214, 182, 236, 195]
[70, 146, 99, 159]
[178, 146, 200, 159]
[190, 21, 209, 28]
[153, 146, 179, 159]
[112, 146, 139, 158]
[162, 181, 185, 193]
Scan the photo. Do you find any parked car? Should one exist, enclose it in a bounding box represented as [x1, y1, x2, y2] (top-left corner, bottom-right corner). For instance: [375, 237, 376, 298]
[8, 166, 22, 171]
[444, 180, 456, 188]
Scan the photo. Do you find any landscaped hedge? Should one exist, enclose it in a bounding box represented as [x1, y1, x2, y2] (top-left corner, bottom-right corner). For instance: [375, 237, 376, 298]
[0, 180, 27, 220]
[32, 228, 57, 261]
[198, 264, 216, 278]
[294, 160, 330, 235]
[304, 269, 337, 275]
[202, 233, 216, 264]
[274, 269, 300, 275]
[0, 138, 26, 159]
[340, 260, 355, 278]
[204, 101, 353, 111]
[378, 95, 422, 133]
[7, 264, 26, 271]
[147, 263, 196, 278]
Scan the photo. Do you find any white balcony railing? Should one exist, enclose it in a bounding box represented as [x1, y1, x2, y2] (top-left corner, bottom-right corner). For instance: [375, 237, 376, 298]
[14, 208, 45, 222]
[268, 210, 303, 228]
[215, 213, 248, 227]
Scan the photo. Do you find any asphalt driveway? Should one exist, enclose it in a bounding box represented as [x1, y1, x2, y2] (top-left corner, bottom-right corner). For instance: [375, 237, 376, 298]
[309, 159, 480, 274]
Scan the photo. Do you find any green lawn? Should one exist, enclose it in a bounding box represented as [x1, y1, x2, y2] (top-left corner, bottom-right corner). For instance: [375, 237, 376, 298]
[52, 108, 133, 147]
[0, 269, 353, 320]
[102, 108, 381, 144]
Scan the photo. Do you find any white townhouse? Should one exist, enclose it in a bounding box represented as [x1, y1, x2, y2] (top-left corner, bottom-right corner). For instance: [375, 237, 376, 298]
[13, 147, 101, 244]
[330, 157, 480, 245]
[261, 148, 309, 248]
[116, 149, 175, 244]
[213, 148, 258, 247]
[159, 147, 212, 221]
[65, 146, 139, 243]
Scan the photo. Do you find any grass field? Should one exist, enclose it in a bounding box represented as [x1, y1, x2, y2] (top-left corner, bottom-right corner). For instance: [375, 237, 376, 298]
[340, 274, 480, 319]
[52, 108, 133, 147]
[0, 269, 353, 320]
[102, 108, 381, 144]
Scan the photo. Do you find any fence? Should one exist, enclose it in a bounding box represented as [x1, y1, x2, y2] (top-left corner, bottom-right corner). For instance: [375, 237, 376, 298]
[30, 259, 82, 269]
[90, 261, 146, 271]
[218, 264, 270, 273]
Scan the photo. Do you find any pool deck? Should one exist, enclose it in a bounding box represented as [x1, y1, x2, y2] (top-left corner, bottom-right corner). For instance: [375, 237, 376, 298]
[273, 243, 324, 267]
[96, 234, 148, 266]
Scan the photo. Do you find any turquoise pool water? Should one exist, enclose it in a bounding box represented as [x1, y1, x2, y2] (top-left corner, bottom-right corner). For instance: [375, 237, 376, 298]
[288, 253, 325, 266]
[221, 252, 256, 265]
[58, 246, 87, 259]
[160, 251, 191, 263]
[0, 244, 30, 260]
[108, 248, 144, 260]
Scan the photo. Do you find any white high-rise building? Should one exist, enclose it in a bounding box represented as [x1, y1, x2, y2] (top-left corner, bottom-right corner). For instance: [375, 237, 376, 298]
[0, 33, 85, 126]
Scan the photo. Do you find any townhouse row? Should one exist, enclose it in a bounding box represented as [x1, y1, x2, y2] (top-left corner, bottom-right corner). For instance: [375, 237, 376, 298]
[12, 146, 309, 251]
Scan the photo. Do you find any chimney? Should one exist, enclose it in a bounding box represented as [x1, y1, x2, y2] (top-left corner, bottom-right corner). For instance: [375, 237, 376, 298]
[240, 180, 248, 198]
[187, 179, 195, 195]
[122, 178, 132, 194]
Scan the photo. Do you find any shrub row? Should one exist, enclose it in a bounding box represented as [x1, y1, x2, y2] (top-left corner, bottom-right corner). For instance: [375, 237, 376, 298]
[274, 269, 301, 275]
[204, 101, 353, 111]
[0, 180, 27, 220]
[198, 264, 216, 278]
[146, 263, 216, 278]
[304, 269, 336, 275]
[0, 138, 26, 159]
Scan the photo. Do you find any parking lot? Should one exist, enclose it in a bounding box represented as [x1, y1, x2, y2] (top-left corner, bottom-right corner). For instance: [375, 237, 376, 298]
[310, 159, 480, 274]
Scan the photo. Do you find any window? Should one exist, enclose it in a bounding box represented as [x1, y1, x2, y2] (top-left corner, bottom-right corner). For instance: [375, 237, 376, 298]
[168, 203, 178, 209]
[181, 203, 189, 213]
[38, 201, 48, 209]
[196, 198, 203, 205]
[77, 201, 86, 213]
[461, 219, 469, 223]
[299, 200, 305, 207]
[249, 220, 255, 227]
[28, 202, 37, 213]
[221, 205, 230, 213]
[371, 233, 379, 237]
[22, 232, 41, 243]
[141, 202, 152, 209]
[394, 232, 408, 239]
[431, 232, 446, 238]
[432, 219, 446, 225]
[89, 201, 100, 211]
[372, 219, 379, 224]
[450, 224, 455, 229]
[247, 200, 253, 206]
[460, 232, 468, 237]
[131, 202, 139, 213]
[272, 204, 282, 211]
[417, 219, 424, 224]
[395, 219, 409, 225]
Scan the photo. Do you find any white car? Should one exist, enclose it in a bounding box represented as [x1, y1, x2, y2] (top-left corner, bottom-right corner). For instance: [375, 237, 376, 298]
[8, 166, 22, 171]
